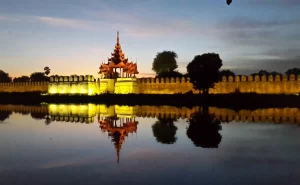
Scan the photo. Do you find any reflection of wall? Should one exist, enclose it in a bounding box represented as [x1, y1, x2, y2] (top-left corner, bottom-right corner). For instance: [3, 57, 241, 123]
[209, 107, 300, 124]
[48, 104, 97, 118]
[136, 105, 200, 119]
[0, 104, 299, 124]
[115, 105, 138, 118]
[0, 82, 48, 93]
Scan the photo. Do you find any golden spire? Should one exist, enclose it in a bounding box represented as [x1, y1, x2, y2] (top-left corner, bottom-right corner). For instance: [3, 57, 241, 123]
[116, 145, 120, 164]
[117, 31, 119, 44]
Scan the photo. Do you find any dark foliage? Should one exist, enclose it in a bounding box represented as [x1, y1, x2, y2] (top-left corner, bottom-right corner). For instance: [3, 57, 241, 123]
[187, 112, 222, 148]
[30, 112, 48, 120]
[156, 71, 184, 78]
[0, 111, 12, 122]
[286, 68, 300, 76]
[13, 76, 30, 82]
[0, 70, 12, 83]
[187, 53, 223, 94]
[152, 118, 178, 144]
[152, 51, 178, 74]
[44, 66, 51, 76]
[251, 70, 281, 77]
[30, 72, 50, 82]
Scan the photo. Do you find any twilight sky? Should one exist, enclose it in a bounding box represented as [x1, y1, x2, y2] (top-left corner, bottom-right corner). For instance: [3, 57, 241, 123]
[0, 0, 300, 78]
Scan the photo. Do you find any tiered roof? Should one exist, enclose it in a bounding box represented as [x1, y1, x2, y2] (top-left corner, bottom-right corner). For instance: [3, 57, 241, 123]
[99, 117, 138, 163]
[99, 32, 139, 78]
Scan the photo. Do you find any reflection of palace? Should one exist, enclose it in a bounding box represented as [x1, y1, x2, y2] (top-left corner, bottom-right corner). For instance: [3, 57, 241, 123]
[99, 116, 138, 163]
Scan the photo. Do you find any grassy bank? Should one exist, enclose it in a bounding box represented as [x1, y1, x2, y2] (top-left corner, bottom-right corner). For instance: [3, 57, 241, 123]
[0, 92, 299, 109]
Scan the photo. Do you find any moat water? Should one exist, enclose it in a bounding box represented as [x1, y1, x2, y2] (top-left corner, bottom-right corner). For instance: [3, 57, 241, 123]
[1, 104, 300, 185]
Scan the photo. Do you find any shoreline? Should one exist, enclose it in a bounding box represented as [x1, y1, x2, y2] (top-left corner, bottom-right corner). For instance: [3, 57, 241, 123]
[0, 92, 299, 109]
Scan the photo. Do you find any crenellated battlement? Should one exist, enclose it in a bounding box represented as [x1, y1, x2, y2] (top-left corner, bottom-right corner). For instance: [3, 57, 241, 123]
[0, 75, 299, 94]
[0, 81, 49, 92]
[221, 74, 300, 82]
[49, 75, 95, 82]
[0, 82, 49, 86]
[137, 77, 190, 84]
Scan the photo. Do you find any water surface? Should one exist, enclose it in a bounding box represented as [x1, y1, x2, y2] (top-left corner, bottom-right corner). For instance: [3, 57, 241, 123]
[0, 104, 300, 185]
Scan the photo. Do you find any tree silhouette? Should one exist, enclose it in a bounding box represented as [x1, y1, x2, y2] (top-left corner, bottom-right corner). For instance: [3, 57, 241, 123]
[187, 53, 223, 94]
[251, 70, 281, 77]
[187, 111, 222, 148]
[226, 0, 232, 5]
[30, 112, 47, 120]
[152, 118, 178, 144]
[156, 70, 184, 78]
[13, 76, 30, 82]
[44, 66, 51, 76]
[0, 70, 12, 83]
[220, 70, 235, 77]
[286, 68, 300, 76]
[45, 116, 51, 125]
[30, 72, 50, 82]
[0, 111, 12, 122]
[152, 51, 178, 75]
[219, 69, 235, 81]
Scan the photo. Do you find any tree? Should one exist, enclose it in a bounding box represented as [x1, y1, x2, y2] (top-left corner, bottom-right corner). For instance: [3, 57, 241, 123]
[0, 110, 12, 122]
[152, 118, 178, 144]
[286, 68, 300, 76]
[251, 70, 281, 77]
[30, 112, 48, 120]
[156, 70, 184, 78]
[186, 53, 223, 94]
[30, 72, 50, 82]
[0, 70, 12, 83]
[220, 70, 235, 77]
[44, 66, 51, 76]
[226, 0, 232, 5]
[270, 71, 281, 76]
[219, 69, 235, 81]
[13, 76, 30, 82]
[187, 111, 222, 148]
[152, 51, 178, 74]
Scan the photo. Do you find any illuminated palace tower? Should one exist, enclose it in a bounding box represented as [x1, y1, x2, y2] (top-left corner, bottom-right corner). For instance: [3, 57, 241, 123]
[98, 31, 139, 94]
[99, 116, 138, 163]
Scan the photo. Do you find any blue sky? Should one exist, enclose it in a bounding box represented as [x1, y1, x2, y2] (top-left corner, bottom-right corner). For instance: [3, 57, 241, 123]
[0, 0, 300, 78]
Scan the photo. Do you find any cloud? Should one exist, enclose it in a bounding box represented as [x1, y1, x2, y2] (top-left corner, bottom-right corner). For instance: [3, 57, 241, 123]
[220, 17, 300, 30]
[0, 15, 20, 22]
[33, 16, 98, 31]
[228, 57, 300, 75]
[249, 0, 300, 7]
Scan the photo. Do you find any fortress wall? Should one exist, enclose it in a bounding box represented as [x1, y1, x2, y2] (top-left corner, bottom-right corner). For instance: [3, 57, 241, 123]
[0, 74, 299, 94]
[48, 75, 97, 95]
[0, 82, 49, 93]
[137, 77, 198, 94]
[138, 74, 300, 94]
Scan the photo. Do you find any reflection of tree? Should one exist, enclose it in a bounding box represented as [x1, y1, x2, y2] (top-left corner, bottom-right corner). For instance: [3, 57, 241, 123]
[152, 118, 178, 144]
[45, 116, 51, 125]
[187, 112, 222, 148]
[30, 112, 47, 120]
[0, 111, 12, 122]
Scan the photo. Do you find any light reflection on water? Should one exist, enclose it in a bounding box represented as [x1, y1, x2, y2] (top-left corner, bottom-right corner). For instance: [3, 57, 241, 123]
[0, 104, 300, 185]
